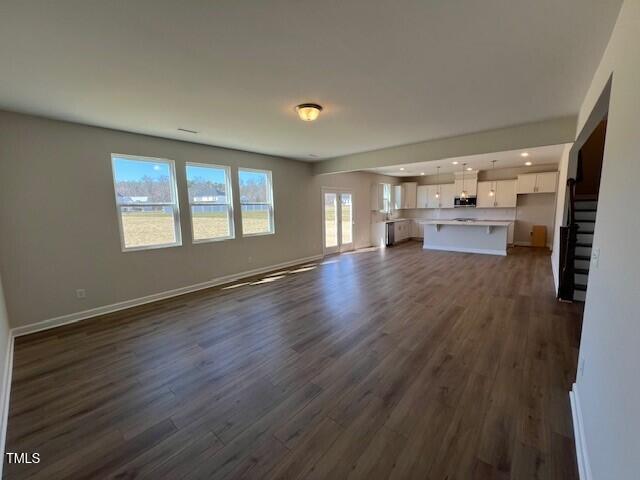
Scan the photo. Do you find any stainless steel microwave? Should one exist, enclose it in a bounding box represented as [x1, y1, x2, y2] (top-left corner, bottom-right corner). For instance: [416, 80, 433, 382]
[454, 196, 477, 207]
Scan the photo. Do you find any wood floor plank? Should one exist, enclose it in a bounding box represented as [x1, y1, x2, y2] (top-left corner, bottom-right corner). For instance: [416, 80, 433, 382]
[4, 243, 582, 479]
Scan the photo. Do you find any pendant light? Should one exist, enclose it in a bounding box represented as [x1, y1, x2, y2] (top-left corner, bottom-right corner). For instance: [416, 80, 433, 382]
[489, 160, 497, 197]
[435, 166, 441, 198]
[460, 163, 468, 199]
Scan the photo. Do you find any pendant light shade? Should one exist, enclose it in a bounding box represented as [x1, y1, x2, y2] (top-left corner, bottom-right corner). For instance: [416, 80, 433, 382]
[488, 160, 497, 197]
[460, 163, 468, 199]
[435, 166, 441, 198]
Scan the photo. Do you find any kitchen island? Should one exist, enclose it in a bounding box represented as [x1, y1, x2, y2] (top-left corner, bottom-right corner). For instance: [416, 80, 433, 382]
[419, 219, 512, 256]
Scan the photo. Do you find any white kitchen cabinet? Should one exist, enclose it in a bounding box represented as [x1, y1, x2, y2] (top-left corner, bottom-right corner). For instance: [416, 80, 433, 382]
[416, 185, 429, 209]
[516, 172, 558, 194]
[393, 185, 403, 210]
[476, 181, 494, 208]
[427, 185, 440, 208]
[401, 182, 417, 209]
[411, 220, 423, 238]
[391, 220, 410, 242]
[477, 180, 517, 208]
[440, 184, 456, 208]
[535, 172, 558, 193]
[496, 179, 517, 207]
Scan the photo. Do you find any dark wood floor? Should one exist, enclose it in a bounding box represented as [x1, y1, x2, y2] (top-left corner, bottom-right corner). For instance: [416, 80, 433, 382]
[4, 242, 582, 479]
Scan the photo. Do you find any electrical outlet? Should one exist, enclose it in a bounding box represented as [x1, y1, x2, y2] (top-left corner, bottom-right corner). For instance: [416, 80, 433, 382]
[76, 289, 86, 299]
[579, 358, 585, 377]
[591, 247, 600, 269]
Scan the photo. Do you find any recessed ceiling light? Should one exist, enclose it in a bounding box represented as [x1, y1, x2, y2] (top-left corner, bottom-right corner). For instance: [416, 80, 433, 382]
[420, 172, 425, 176]
[452, 161, 459, 165]
[400, 167, 405, 171]
[520, 152, 530, 157]
[466, 167, 473, 171]
[525, 161, 533, 166]
[296, 103, 323, 121]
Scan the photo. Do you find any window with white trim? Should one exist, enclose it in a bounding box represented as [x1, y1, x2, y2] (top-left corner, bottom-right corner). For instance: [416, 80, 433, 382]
[111, 154, 181, 251]
[186, 163, 234, 242]
[238, 168, 274, 236]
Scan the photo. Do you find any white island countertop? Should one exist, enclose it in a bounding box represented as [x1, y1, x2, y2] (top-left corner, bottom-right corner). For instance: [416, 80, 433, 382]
[418, 219, 511, 227]
[420, 219, 512, 256]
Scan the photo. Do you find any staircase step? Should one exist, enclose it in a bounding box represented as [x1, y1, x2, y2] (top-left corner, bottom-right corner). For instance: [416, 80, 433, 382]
[577, 220, 595, 223]
[575, 268, 590, 275]
[575, 208, 597, 212]
[575, 255, 590, 261]
[575, 242, 592, 247]
[578, 230, 595, 235]
[575, 283, 587, 291]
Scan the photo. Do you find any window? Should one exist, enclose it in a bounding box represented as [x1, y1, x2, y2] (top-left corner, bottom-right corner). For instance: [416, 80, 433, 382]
[383, 183, 392, 213]
[111, 154, 181, 251]
[238, 168, 274, 236]
[186, 163, 234, 242]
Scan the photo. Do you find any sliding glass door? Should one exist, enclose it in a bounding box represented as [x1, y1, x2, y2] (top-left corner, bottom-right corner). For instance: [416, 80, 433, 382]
[322, 189, 354, 254]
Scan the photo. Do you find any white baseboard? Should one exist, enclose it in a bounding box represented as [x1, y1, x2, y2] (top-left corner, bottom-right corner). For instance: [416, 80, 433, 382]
[12, 254, 323, 338]
[570, 383, 593, 480]
[0, 333, 14, 478]
[423, 245, 507, 256]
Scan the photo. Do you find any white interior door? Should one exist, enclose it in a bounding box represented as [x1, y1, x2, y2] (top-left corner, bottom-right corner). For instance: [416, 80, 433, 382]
[322, 189, 354, 254]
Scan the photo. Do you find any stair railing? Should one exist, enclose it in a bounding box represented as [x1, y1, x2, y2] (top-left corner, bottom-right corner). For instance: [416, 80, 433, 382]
[558, 178, 578, 300]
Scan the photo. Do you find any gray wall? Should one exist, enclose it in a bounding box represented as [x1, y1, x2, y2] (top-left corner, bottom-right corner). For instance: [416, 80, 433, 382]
[0, 273, 10, 462]
[572, 1, 640, 478]
[0, 111, 323, 328]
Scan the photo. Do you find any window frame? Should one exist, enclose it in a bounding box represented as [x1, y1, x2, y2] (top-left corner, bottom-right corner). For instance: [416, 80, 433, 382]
[238, 167, 275, 237]
[186, 161, 235, 244]
[111, 153, 182, 252]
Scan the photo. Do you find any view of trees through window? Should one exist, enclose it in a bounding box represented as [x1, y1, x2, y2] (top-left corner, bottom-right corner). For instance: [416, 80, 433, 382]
[239, 169, 273, 235]
[186, 164, 233, 241]
[112, 156, 180, 249]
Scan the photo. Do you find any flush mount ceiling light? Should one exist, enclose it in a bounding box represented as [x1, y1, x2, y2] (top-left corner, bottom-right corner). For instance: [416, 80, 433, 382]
[520, 152, 530, 157]
[295, 103, 323, 122]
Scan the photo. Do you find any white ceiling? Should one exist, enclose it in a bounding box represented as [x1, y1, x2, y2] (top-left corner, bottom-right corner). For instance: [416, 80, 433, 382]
[366, 144, 566, 177]
[0, 1, 621, 161]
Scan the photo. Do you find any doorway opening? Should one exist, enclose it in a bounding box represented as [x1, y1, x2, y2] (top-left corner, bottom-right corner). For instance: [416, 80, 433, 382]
[322, 189, 354, 255]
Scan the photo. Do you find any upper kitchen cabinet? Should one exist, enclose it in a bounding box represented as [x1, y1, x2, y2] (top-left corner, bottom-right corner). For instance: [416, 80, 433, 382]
[516, 172, 558, 194]
[393, 185, 403, 210]
[477, 180, 517, 208]
[416, 185, 428, 208]
[401, 182, 417, 209]
[439, 184, 456, 208]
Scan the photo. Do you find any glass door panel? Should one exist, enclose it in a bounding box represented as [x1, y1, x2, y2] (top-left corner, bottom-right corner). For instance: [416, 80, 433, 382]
[340, 193, 353, 250]
[323, 192, 339, 253]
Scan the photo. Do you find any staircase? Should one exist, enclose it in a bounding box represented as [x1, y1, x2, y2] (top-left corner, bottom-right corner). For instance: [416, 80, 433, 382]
[572, 199, 597, 301]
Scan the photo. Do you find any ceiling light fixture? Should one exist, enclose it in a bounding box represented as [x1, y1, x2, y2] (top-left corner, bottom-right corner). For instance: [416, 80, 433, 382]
[400, 167, 405, 171]
[466, 167, 473, 171]
[435, 166, 441, 199]
[525, 161, 532, 166]
[452, 161, 459, 165]
[420, 172, 425, 176]
[520, 152, 530, 157]
[296, 103, 323, 122]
